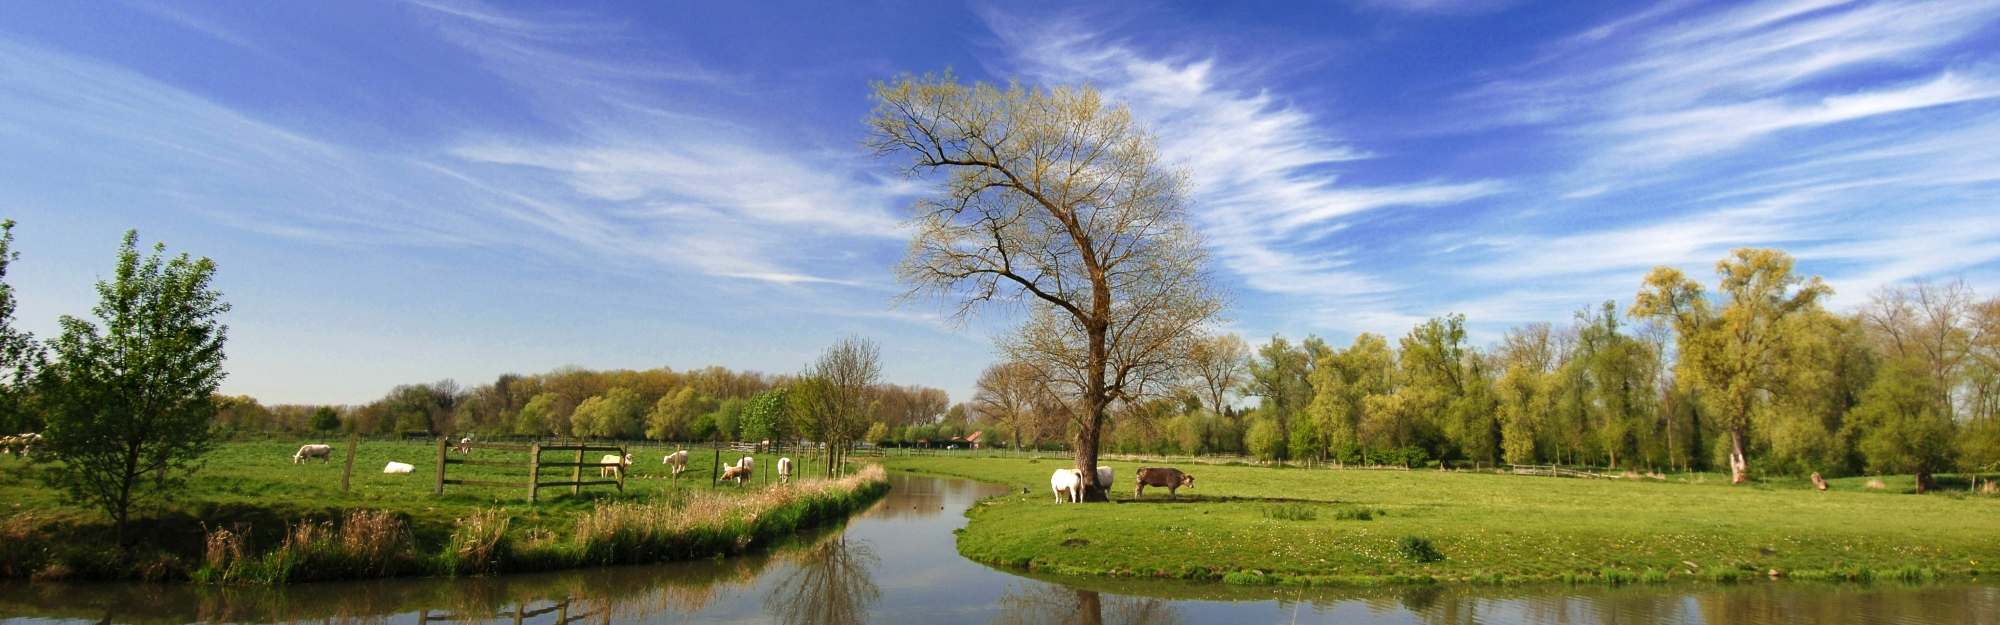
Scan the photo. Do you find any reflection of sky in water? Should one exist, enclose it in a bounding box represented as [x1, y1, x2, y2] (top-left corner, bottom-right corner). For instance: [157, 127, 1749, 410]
[3, 472, 1998, 624]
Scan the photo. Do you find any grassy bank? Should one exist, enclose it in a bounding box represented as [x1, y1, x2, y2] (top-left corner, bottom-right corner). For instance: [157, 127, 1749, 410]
[0, 440, 885, 583]
[880, 456, 2000, 587]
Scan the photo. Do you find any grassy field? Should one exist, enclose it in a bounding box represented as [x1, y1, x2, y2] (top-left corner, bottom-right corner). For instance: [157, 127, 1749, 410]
[0, 439, 879, 582]
[879, 456, 2000, 586]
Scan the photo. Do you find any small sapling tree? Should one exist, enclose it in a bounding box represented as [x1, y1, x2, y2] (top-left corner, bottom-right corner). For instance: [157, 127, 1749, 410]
[37, 231, 229, 546]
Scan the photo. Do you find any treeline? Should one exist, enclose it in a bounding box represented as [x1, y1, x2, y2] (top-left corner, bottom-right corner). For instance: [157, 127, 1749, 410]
[211, 366, 958, 446]
[970, 249, 2000, 489]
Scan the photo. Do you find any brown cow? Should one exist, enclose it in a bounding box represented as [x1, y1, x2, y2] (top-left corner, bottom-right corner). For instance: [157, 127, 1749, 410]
[1134, 467, 1194, 500]
[720, 465, 751, 485]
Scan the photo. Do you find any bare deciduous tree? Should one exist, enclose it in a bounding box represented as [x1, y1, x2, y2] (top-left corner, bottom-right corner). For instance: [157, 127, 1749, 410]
[1189, 333, 1248, 415]
[791, 336, 881, 477]
[867, 72, 1228, 501]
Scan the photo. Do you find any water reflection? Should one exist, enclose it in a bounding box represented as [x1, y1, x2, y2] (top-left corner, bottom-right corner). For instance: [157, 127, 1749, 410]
[2, 473, 1997, 625]
[989, 584, 1182, 625]
[764, 536, 880, 625]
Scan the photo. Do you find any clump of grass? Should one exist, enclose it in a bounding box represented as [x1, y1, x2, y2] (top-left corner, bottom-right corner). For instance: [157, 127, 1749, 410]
[1706, 568, 1748, 583]
[1600, 567, 1636, 585]
[253, 509, 415, 583]
[1333, 507, 1373, 521]
[191, 525, 248, 583]
[1887, 564, 1937, 583]
[1641, 568, 1671, 583]
[1396, 536, 1443, 563]
[440, 508, 511, 575]
[1261, 503, 1316, 521]
[1222, 570, 1271, 585]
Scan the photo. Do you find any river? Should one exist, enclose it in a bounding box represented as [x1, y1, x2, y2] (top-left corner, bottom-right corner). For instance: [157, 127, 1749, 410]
[3, 472, 1995, 624]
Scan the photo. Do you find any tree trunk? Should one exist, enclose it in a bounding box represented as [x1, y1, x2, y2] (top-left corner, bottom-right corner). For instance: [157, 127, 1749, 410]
[1728, 427, 1749, 484]
[1915, 470, 1935, 494]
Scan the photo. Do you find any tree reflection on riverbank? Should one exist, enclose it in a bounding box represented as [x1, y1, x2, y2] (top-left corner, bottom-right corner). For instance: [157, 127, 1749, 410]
[764, 535, 881, 625]
[989, 582, 1182, 625]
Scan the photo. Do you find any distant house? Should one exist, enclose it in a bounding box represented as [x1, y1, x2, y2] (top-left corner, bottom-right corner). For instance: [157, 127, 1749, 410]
[966, 431, 983, 449]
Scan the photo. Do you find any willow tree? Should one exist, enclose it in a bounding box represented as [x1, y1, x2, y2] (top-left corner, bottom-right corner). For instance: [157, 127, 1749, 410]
[867, 72, 1227, 501]
[1631, 248, 1830, 484]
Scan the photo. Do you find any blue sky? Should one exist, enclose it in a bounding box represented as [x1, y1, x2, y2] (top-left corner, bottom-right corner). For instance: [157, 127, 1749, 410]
[2, 0, 1996, 405]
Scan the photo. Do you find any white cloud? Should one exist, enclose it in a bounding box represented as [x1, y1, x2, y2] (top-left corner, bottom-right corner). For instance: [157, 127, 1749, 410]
[987, 18, 1504, 300]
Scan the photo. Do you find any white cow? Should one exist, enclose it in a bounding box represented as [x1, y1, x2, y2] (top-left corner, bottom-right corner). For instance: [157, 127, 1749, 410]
[599, 453, 633, 477]
[733, 456, 755, 482]
[1050, 469, 1083, 504]
[293, 444, 333, 464]
[663, 450, 689, 480]
[383, 461, 414, 474]
[777, 457, 793, 484]
[1095, 466, 1113, 494]
[455, 437, 473, 454]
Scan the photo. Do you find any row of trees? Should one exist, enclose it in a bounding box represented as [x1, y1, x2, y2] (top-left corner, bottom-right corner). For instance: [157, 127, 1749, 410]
[961, 249, 1998, 492]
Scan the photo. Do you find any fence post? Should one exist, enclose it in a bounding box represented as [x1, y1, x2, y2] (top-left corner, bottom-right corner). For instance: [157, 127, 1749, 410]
[617, 444, 627, 494]
[341, 432, 357, 492]
[712, 443, 720, 489]
[434, 438, 448, 495]
[572, 446, 585, 496]
[528, 442, 542, 503]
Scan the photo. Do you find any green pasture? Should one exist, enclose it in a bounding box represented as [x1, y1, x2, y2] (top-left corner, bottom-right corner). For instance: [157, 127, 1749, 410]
[0, 439, 820, 577]
[880, 456, 2000, 586]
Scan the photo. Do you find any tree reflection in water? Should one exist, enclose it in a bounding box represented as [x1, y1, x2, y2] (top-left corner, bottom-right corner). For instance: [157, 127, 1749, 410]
[988, 582, 1183, 625]
[762, 535, 882, 625]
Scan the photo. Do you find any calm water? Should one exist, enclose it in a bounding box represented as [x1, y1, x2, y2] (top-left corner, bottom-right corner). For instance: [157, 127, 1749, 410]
[3, 472, 1995, 624]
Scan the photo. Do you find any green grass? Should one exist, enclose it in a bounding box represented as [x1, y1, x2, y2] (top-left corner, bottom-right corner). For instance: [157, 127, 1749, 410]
[882, 456, 2000, 587]
[0, 439, 881, 582]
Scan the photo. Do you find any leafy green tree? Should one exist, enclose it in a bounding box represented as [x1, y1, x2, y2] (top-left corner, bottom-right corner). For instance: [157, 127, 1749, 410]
[308, 406, 341, 439]
[646, 387, 716, 441]
[515, 392, 559, 436]
[1848, 358, 1956, 492]
[571, 387, 644, 439]
[740, 388, 792, 443]
[0, 221, 41, 436]
[1244, 335, 1312, 462]
[1632, 248, 1831, 484]
[37, 231, 229, 545]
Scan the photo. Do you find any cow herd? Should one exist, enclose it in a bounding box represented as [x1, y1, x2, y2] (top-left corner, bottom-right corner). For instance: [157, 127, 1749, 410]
[1051, 465, 1196, 503]
[1, 433, 41, 458]
[287, 443, 798, 486]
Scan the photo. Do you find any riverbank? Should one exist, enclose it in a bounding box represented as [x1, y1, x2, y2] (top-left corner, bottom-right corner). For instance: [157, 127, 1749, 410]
[880, 456, 2000, 587]
[0, 440, 887, 583]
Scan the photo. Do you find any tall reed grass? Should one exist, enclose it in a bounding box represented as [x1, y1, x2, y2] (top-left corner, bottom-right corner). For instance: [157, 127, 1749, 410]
[192, 464, 889, 584]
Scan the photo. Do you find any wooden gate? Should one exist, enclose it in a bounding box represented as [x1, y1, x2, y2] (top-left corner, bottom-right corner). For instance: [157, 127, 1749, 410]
[434, 441, 628, 502]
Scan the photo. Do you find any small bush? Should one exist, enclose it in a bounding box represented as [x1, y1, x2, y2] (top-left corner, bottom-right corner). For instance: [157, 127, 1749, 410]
[1333, 507, 1373, 521]
[1262, 503, 1317, 521]
[1641, 568, 1670, 583]
[1397, 536, 1443, 563]
[1888, 564, 1937, 582]
[1600, 568, 1636, 585]
[1222, 570, 1271, 585]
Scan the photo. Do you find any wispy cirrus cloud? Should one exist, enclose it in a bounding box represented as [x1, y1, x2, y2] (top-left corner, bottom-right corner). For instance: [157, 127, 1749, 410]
[987, 17, 1506, 306]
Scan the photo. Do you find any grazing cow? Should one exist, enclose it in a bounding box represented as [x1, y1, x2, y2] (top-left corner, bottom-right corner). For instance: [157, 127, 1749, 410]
[0, 435, 16, 457]
[734, 456, 755, 482]
[455, 437, 473, 454]
[777, 457, 793, 484]
[383, 461, 415, 474]
[720, 464, 751, 484]
[1095, 466, 1113, 494]
[663, 450, 689, 479]
[1134, 467, 1195, 500]
[1050, 469, 1083, 504]
[599, 454, 633, 477]
[293, 444, 333, 464]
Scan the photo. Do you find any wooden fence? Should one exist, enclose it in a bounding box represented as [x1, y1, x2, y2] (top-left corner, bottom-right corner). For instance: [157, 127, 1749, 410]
[1508, 464, 1606, 479]
[434, 440, 629, 502]
[419, 599, 592, 625]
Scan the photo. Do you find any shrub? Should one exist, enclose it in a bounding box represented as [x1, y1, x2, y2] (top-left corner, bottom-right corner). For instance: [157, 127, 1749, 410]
[1396, 536, 1443, 563]
[1261, 503, 1316, 521]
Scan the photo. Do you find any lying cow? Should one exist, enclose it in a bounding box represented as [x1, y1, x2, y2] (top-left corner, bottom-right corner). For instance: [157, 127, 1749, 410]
[1135, 467, 1194, 500]
[1050, 469, 1082, 504]
[599, 453, 633, 477]
[720, 464, 751, 484]
[777, 457, 793, 484]
[383, 461, 414, 474]
[664, 450, 689, 480]
[293, 444, 333, 464]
